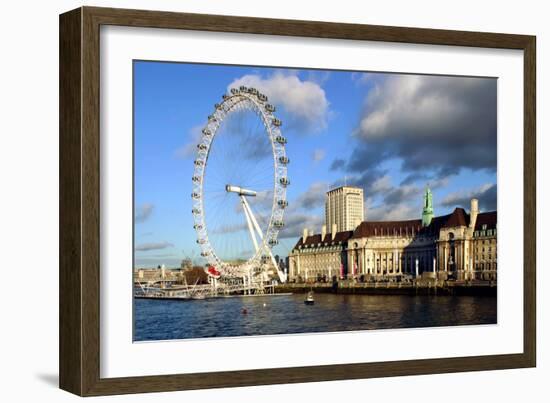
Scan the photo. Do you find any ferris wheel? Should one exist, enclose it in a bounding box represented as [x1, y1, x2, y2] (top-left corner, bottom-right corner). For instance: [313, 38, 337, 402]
[191, 86, 289, 282]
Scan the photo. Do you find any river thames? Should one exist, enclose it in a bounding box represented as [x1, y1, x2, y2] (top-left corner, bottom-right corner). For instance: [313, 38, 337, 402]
[134, 293, 497, 341]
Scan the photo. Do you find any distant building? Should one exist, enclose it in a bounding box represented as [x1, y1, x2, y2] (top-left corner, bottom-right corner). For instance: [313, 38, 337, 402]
[325, 186, 364, 233]
[289, 187, 497, 282]
[180, 258, 193, 270]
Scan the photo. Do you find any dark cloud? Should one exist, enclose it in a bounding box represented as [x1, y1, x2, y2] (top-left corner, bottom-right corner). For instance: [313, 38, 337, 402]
[348, 75, 497, 180]
[293, 182, 327, 210]
[135, 203, 154, 223]
[441, 183, 497, 212]
[383, 186, 423, 205]
[278, 213, 324, 239]
[341, 169, 389, 196]
[135, 241, 174, 252]
[330, 158, 346, 171]
[210, 183, 326, 238]
[400, 173, 430, 186]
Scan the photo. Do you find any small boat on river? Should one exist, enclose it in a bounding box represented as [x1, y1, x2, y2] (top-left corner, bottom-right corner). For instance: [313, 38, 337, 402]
[304, 291, 315, 305]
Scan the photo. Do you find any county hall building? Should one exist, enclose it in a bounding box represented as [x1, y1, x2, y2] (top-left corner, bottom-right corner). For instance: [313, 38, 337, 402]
[288, 186, 497, 282]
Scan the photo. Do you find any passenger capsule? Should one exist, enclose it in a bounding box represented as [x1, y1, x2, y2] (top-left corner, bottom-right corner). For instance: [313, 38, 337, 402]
[194, 160, 204, 166]
[193, 224, 203, 230]
[222, 94, 229, 100]
[192, 176, 201, 183]
[192, 208, 201, 215]
[278, 156, 289, 164]
[265, 104, 276, 112]
[239, 85, 248, 92]
[191, 192, 200, 199]
[268, 239, 279, 246]
[272, 118, 282, 127]
[279, 177, 290, 186]
[214, 103, 221, 109]
[202, 128, 212, 136]
[230, 88, 239, 95]
[273, 220, 285, 228]
[207, 115, 217, 122]
[197, 144, 208, 150]
[196, 239, 206, 244]
[200, 251, 209, 257]
[275, 136, 287, 144]
[277, 200, 288, 208]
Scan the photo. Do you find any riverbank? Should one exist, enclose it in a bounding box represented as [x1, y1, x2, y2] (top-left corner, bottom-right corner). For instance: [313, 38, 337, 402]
[274, 281, 497, 296]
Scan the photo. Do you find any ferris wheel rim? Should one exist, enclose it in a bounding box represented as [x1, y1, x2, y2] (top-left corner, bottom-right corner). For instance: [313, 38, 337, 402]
[191, 87, 289, 277]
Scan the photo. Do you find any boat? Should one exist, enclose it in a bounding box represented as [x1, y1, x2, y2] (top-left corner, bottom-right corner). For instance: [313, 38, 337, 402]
[304, 291, 315, 305]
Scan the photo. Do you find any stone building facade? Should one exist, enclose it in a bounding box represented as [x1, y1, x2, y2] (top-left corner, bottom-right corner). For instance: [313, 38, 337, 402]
[289, 188, 497, 282]
[288, 228, 353, 282]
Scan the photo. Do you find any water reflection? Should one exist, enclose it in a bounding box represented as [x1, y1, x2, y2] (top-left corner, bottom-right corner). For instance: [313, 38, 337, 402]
[134, 294, 497, 341]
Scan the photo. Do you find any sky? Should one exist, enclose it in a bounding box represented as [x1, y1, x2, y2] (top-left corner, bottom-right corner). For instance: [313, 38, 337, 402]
[134, 61, 497, 268]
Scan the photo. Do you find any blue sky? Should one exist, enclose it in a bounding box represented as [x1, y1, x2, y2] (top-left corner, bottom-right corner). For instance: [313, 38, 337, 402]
[134, 61, 497, 268]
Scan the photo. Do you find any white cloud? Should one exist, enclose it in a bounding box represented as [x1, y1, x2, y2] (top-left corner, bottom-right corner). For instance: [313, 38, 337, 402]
[228, 72, 329, 133]
[312, 148, 326, 163]
[441, 183, 496, 211]
[135, 203, 154, 223]
[174, 125, 202, 160]
[442, 183, 493, 205]
[135, 241, 174, 252]
[351, 72, 374, 85]
[365, 196, 419, 222]
[370, 175, 393, 194]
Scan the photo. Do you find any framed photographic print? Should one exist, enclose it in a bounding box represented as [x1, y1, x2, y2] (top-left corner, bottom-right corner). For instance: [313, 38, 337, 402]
[59, 6, 536, 396]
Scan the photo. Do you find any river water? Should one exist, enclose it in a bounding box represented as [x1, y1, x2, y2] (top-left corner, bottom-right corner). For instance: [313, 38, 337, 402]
[133, 293, 497, 341]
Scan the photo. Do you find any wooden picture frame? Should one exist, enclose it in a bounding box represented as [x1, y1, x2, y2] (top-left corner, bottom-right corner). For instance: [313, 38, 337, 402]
[59, 6, 536, 396]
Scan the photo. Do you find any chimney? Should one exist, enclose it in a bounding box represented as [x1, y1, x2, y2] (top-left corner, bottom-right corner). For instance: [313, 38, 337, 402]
[321, 225, 327, 239]
[331, 223, 337, 239]
[302, 228, 308, 241]
[469, 198, 479, 229]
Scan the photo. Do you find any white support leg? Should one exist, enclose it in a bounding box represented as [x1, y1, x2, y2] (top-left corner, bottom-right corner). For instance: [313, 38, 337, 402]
[241, 196, 259, 252]
[241, 196, 287, 283]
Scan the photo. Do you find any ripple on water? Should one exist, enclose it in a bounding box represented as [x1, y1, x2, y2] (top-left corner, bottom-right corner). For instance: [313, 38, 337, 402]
[133, 293, 497, 341]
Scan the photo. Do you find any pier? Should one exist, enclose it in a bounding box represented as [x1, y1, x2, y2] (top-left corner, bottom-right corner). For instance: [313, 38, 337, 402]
[274, 279, 497, 297]
[134, 278, 277, 300]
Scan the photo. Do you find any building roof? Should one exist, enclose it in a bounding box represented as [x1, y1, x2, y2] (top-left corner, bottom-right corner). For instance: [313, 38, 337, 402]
[350, 208, 493, 239]
[474, 211, 497, 231]
[327, 185, 363, 193]
[294, 230, 354, 249]
[351, 219, 423, 239]
[443, 207, 470, 228]
[292, 208, 497, 249]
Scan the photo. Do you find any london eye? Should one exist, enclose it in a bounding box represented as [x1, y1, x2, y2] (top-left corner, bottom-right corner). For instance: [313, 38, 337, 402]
[191, 86, 289, 283]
